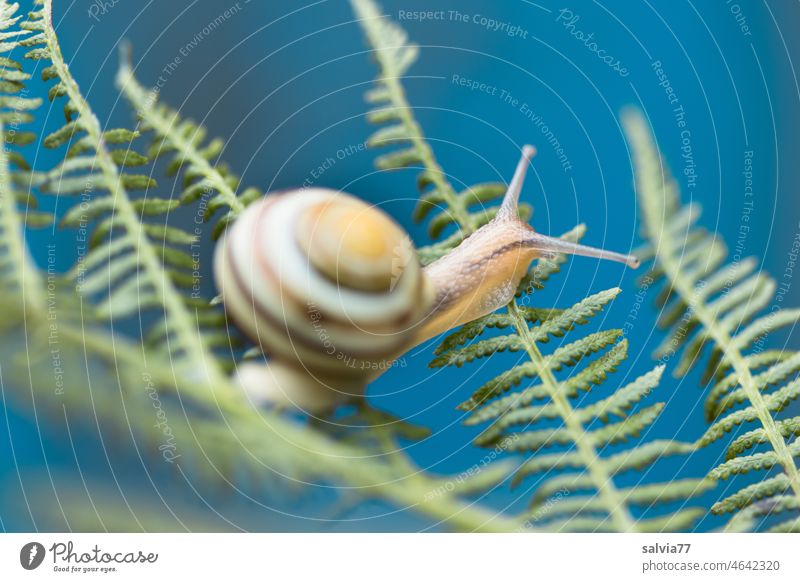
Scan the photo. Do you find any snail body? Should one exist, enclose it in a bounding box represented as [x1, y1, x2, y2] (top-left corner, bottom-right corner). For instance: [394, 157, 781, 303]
[214, 145, 639, 411]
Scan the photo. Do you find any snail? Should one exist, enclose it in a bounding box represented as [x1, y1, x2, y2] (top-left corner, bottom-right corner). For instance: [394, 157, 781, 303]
[214, 145, 639, 411]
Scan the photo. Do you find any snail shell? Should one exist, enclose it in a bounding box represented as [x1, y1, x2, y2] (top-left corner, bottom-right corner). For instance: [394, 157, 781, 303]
[214, 188, 434, 410]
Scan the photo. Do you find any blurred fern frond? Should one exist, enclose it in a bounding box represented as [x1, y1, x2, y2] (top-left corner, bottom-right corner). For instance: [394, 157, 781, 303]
[116, 55, 263, 239]
[6, 476, 240, 532]
[623, 109, 800, 532]
[0, 0, 533, 532]
[354, 0, 709, 532]
[21, 0, 237, 384]
[1, 2, 54, 234]
[0, 1, 46, 302]
[0, 121, 36, 302]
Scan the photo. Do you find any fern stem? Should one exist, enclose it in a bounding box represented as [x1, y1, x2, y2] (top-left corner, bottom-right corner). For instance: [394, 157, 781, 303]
[624, 112, 800, 501]
[651, 243, 800, 500]
[115, 63, 246, 217]
[350, 0, 474, 233]
[46, 323, 527, 532]
[40, 0, 232, 403]
[387, 479, 525, 532]
[507, 301, 639, 532]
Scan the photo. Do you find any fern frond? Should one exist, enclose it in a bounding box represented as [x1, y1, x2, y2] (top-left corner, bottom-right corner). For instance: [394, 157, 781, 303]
[350, 0, 530, 244]
[724, 496, 800, 533]
[467, 338, 629, 423]
[0, 1, 538, 532]
[0, 232, 522, 532]
[1, 305, 528, 532]
[0, 2, 46, 303]
[433, 289, 621, 369]
[14, 478, 240, 532]
[352, 1, 706, 532]
[22, 1, 238, 383]
[116, 55, 262, 239]
[623, 108, 800, 530]
[447, 298, 707, 532]
[0, 121, 43, 307]
[0, 0, 53, 227]
[458, 329, 624, 413]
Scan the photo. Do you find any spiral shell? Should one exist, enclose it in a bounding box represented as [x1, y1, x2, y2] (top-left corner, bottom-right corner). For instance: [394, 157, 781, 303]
[214, 188, 434, 408]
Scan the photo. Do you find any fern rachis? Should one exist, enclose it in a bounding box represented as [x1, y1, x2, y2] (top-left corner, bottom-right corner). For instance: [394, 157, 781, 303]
[623, 109, 800, 531]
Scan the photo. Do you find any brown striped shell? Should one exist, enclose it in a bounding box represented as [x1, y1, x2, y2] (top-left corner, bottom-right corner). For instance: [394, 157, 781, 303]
[214, 188, 435, 407]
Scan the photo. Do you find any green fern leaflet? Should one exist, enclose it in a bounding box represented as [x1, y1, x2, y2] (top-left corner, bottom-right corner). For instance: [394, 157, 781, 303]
[623, 109, 800, 533]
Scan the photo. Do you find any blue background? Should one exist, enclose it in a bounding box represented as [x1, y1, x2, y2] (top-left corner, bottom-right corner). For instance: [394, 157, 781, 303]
[2, 0, 799, 531]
